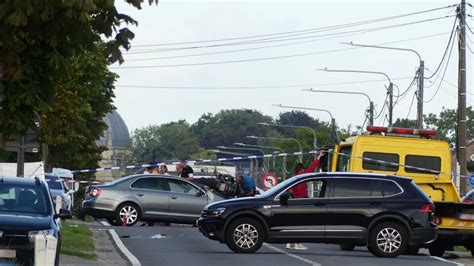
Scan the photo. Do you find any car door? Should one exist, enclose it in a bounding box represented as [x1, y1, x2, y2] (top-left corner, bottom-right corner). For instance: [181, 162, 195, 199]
[269, 178, 328, 239]
[325, 177, 385, 239]
[167, 179, 208, 222]
[130, 177, 170, 219]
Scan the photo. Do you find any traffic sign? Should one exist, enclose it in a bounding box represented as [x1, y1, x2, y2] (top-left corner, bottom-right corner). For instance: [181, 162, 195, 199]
[5, 141, 40, 153]
[262, 174, 279, 189]
[470, 174, 474, 187]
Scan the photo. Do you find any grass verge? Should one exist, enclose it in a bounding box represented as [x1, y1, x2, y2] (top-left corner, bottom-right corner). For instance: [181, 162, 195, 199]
[60, 221, 97, 260]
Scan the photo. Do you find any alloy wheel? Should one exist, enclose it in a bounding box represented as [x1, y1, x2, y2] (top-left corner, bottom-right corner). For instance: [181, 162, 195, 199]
[376, 227, 402, 253]
[233, 223, 259, 249]
[119, 205, 138, 225]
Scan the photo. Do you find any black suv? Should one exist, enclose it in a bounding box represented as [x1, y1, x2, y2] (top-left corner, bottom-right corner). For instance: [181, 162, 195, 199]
[0, 176, 70, 264]
[197, 173, 437, 258]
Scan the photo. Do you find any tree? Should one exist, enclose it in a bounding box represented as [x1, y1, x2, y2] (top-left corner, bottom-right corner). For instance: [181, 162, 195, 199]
[38, 44, 117, 173]
[0, 0, 157, 135]
[130, 120, 203, 163]
[424, 107, 474, 145]
[191, 109, 275, 148]
[392, 118, 417, 128]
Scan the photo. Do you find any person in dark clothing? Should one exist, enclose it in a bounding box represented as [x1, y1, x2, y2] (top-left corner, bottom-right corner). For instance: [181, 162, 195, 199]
[176, 160, 194, 181]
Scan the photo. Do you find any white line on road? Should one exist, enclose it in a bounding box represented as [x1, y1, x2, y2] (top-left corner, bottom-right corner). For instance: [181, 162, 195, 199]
[429, 256, 465, 266]
[100, 221, 110, 226]
[109, 229, 141, 266]
[263, 243, 321, 266]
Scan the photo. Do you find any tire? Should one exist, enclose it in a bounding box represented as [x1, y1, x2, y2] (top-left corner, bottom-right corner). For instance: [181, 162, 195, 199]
[406, 245, 420, 255]
[107, 218, 122, 226]
[368, 222, 408, 258]
[115, 203, 141, 226]
[428, 242, 445, 257]
[225, 218, 264, 253]
[339, 244, 355, 251]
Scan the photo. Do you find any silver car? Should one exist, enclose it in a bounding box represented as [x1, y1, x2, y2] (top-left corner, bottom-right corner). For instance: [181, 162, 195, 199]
[45, 174, 73, 213]
[82, 174, 225, 226]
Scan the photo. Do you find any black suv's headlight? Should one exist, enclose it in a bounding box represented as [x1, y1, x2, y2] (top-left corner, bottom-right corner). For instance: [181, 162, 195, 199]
[203, 207, 226, 217]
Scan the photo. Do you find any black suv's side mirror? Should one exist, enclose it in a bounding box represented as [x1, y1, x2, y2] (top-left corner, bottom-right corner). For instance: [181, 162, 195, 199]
[279, 191, 290, 206]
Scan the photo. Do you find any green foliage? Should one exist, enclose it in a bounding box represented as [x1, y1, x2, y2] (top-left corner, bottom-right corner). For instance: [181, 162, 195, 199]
[131, 120, 203, 163]
[424, 107, 474, 145]
[392, 118, 417, 128]
[0, 0, 157, 135]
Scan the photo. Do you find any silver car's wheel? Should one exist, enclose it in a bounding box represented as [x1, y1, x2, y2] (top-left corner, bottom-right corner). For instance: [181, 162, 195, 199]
[233, 223, 259, 249]
[376, 228, 402, 253]
[116, 204, 140, 226]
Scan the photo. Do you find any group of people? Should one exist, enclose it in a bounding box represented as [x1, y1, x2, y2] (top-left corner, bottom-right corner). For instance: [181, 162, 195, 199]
[141, 150, 326, 251]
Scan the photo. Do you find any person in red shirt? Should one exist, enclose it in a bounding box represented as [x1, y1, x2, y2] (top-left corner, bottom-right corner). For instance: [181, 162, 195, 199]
[286, 150, 325, 250]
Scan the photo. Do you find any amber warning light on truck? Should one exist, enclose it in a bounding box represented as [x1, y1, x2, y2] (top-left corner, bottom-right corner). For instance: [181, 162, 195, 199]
[366, 126, 437, 138]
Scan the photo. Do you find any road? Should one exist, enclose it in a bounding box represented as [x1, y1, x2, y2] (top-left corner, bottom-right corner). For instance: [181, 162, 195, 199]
[107, 224, 465, 266]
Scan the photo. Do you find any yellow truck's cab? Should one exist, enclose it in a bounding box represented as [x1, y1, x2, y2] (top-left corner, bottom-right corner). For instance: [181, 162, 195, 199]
[330, 126, 474, 256]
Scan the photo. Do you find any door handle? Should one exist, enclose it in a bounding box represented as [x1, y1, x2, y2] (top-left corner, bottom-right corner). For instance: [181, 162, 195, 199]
[314, 202, 326, 206]
[170, 196, 178, 200]
[136, 193, 144, 197]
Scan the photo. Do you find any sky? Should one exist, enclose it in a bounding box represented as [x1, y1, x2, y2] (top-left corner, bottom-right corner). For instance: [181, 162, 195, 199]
[111, 0, 473, 132]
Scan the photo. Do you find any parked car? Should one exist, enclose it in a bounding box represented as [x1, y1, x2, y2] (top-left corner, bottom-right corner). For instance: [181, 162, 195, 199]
[44, 174, 73, 214]
[0, 176, 70, 265]
[197, 172, 437, 258]
[462, 189, 474, 203]
[82, 174, 225, 226]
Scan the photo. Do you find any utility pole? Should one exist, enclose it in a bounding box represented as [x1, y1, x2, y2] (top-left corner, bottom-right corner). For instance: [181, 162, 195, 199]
[458, 0, 468, 194]
[416, 61, 425, 128]
[16, 136, 25, 177]
[388, 82, 393, 126]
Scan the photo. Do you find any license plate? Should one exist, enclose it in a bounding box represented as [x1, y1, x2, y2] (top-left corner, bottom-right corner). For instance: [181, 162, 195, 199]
[0, 249, 16, 259]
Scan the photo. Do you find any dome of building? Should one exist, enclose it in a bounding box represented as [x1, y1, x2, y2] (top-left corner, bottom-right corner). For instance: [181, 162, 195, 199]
[96, 111, 130, 149]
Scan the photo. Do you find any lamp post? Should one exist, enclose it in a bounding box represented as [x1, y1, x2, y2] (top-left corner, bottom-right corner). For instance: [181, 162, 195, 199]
[246, 135, 303, 162]
[319, 67, 393, 126]
[217, 146, 268, 172]
[304, 88, 374, 125]
[211, 149, 256, 176]
[344, 42, 424, 128]
[257, 122, 317, 150]
[234, 142, 284, 170]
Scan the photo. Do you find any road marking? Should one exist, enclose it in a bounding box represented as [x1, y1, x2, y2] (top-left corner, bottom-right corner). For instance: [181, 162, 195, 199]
[100, 221, 110, 226]
[429, 255, 465, 266]
[109, 229, 141, 266]
[263, 243, 320, 266]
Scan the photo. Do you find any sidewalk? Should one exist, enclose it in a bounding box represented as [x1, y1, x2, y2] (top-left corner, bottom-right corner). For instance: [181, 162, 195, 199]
[61, 220, 128, 266]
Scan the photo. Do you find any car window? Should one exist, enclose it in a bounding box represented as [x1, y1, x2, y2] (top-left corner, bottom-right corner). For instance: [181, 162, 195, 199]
[362, 152, 399, 172]
[405, 155, 441, 174]
[131, 178, 168, 191]
[168, 179, 200, 194]
[336, 146, 352, 172]
[0, 185, 48, 215]
[331, 178, 372, 198]
[286, 179, 326, 199]
[46, 180, 63, 190]
[371, 179, 402, 197]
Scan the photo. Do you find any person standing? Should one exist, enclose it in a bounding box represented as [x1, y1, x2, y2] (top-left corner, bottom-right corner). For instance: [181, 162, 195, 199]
[176, 160, 194, 181]
[159, 164, 169, 175]
[286, 150, 326, 250]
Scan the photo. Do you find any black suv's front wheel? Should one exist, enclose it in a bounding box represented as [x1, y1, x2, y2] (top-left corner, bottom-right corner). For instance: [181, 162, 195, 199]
[368, 222, 408, 258]
[225, 218, 264, 253]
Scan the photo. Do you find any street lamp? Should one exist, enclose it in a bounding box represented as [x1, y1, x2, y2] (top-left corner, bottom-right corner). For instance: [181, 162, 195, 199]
[303, 88, 374, 125]
[318, 67, 394, 126]
[246, 135, 303, 162]
[258, 122, 317, 150]
[273, 104, 340, 144]
[217, 146, 268, 172]
[343, 42, 424, 128]
[234, 142, 285, 153]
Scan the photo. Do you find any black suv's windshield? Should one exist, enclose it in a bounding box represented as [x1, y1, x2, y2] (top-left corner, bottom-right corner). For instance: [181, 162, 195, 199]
[0, 185, 49, 215]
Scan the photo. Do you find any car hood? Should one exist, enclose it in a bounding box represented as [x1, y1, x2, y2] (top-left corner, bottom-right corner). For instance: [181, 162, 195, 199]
[0, 212, 52, 231]
[205, 196, 267, 209]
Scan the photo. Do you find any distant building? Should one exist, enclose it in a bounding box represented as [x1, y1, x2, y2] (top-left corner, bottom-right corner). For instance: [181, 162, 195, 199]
[95, 111, 131, 181]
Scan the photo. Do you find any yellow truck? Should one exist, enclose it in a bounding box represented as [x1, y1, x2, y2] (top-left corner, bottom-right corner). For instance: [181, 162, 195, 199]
[330, 126, 474, 256]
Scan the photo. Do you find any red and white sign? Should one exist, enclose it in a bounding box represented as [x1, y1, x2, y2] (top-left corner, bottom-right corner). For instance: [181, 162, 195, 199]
[262, 174, 279, 189]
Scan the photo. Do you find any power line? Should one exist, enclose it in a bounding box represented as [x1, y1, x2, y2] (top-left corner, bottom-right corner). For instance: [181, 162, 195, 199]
[111, 17, 454, 70]
[406, 92, 417, 119]
[424, 27, 457, 103]
[123, 16, 453, 56]
[130, 4, 456, 48]
[116, 76, 414, 90]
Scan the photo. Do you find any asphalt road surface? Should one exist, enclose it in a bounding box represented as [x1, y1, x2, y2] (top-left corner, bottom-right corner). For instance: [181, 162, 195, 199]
[109, 224, 465, 266]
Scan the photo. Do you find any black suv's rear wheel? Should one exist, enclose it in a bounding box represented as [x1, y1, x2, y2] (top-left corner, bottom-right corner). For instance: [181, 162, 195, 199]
[115, 203, 140, 226]
[368, 222, 407, 258]
[225, 218, 264, 253]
